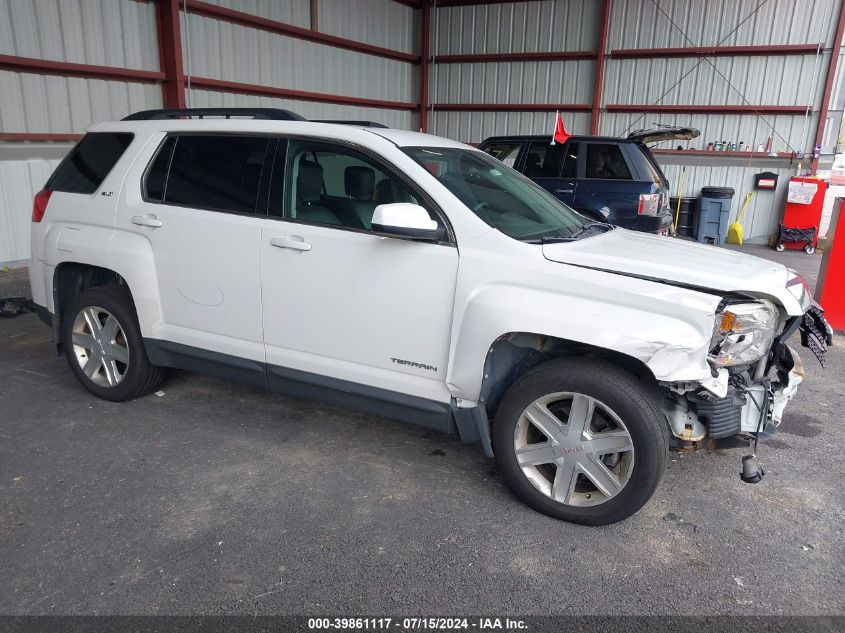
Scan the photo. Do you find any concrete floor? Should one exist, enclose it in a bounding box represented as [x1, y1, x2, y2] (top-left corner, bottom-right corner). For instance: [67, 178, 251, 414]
[0, 245, 843, 616]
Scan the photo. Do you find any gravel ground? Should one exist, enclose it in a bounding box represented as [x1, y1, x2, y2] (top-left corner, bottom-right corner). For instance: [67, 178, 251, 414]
[0, 247, 842, 617]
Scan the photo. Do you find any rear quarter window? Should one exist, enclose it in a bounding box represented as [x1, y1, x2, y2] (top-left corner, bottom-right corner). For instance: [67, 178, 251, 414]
[46, 132, 134, 194]
[584, 143, 632, 180]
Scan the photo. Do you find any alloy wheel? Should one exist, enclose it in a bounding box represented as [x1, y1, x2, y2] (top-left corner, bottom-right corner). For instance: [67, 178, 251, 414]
[70, 306, 130, 387]
[513, 392, 635, 507]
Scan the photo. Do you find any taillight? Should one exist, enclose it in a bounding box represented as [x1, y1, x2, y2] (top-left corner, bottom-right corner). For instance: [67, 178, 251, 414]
[32, 189, 52, 223]
[637, 193, 660, 215]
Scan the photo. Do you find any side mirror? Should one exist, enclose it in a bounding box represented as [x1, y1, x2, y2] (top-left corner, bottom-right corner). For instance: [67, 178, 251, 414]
[371, 203, 444, 241]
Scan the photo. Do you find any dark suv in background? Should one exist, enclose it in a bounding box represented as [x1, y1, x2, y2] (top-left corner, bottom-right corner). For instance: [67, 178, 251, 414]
[479, 127, 698, 234]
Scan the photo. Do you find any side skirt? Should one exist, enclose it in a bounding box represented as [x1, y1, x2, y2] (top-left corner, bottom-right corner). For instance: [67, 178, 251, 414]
[144, 338, 455, 435]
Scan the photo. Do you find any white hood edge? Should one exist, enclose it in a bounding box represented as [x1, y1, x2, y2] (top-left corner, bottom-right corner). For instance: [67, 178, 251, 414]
[542, 229, 806, 317]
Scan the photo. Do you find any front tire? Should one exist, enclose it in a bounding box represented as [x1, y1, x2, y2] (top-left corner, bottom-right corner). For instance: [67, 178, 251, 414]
[493, 359, 668, 525]
[62, 285, 165, 402]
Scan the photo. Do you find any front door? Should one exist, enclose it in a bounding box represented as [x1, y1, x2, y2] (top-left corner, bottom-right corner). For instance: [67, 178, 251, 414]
[120, 133, 273, 369]
[259, 139, 459, 411]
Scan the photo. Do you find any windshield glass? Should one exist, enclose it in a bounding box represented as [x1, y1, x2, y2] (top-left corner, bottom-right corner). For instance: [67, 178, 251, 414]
[403, 146, 588, 241]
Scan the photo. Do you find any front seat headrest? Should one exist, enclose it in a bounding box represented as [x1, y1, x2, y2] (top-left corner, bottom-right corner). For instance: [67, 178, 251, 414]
[345, 166, 375, 200]
[297, 160, 323, 203]
[375, 179, 395, 203]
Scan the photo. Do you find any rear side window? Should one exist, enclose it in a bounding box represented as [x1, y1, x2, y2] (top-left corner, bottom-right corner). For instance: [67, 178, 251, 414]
[524, 142, 566, 178]
[585, 144, 632, 180]
[46, 132, 133, 194]
[150, 135, 270, 214]
[483, 142, 522, 168]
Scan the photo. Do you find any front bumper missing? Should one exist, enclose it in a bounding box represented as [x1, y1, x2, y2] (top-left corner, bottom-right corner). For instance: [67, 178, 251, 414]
[662, 299, 832, 445]
[662, 345, 806, 444]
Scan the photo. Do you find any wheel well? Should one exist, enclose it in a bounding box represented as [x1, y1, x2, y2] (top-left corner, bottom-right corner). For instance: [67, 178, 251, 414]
[480, 332, 658, 421]
[53, 263, 129, 343]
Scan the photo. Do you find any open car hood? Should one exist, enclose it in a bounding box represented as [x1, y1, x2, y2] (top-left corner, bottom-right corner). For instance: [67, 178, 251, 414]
[627, 126, 700, 145]
[541, 229, 805, 316]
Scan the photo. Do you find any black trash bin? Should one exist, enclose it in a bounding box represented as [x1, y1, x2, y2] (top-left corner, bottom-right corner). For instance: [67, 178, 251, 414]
[669, 196, 698, 239]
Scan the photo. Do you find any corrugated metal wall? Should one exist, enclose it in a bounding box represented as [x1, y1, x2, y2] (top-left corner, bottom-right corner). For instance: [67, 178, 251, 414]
[429, 0, 600, 137]
[429, 0, 842, 150]
[433, 1, 598, 54]
[0, 0, 419, 265]
[602, 0, 838, 152]
[658, 156, 796, 243]
[181, 12, 416, 109]
[3, 0, 845, 264]
[0, 0, 164, 266]
[318, 0, 416, 53]
[187, 89, 417, 130]
[0, 157, 60, 266]
[0, 0, 163, 133]
[427, 0, 845, 245]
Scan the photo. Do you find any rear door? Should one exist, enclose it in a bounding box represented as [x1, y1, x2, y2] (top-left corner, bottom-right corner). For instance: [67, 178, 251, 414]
[522, 140, 578, 207]
[574, 141, 644, 221]
[119, 133, 273, 371]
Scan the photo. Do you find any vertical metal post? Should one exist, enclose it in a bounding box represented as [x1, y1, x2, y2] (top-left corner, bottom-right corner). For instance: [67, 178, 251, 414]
[310, 0, 319, 31]
[811, 0, 845, 174]
[590, 0, 611, 135]
[156, 0, 186, 108]
[420, 1, 431, 132]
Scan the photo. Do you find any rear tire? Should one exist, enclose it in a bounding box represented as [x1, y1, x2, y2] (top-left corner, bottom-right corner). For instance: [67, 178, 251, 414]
[61, 285, 165, 402]
[493, 358, 668, 525]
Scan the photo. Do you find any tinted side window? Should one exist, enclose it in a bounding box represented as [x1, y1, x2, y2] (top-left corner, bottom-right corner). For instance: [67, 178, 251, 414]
[144, 136, 176, 202]
[585, 143, 632, 180]
[523, 142, 565, 178]
[47, 132, 133, 194]
[283, 140, 439, 231]
[165, 135, 270, 214]
[483, 142, 522, 168]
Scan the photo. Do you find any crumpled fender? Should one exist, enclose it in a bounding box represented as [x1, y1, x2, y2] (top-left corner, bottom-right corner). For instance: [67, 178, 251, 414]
[445, 265, 722, 401]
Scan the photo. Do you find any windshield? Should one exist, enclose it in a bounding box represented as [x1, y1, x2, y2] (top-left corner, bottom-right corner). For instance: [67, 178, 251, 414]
[403, 146, 589, 242]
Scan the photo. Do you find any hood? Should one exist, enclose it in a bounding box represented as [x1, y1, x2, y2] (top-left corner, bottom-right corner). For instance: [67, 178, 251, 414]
[542, 229, 805, 316]
[628, 126, 700, 145]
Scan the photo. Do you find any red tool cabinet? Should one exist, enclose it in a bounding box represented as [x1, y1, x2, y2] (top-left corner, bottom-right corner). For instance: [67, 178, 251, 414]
[778, 177, 827, 253]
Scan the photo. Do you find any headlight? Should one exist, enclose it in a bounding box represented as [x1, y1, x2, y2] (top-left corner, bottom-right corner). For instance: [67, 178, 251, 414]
[709, 302, 778, 367]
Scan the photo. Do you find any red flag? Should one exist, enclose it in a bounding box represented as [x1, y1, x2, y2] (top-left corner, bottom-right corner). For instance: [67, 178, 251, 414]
[551, 112, 571, 145]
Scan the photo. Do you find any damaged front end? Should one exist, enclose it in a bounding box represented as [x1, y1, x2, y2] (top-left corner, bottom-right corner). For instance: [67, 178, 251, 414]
[659, 300, 831, 449]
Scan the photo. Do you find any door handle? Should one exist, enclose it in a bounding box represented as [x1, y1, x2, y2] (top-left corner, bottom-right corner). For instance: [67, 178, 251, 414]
[131, 214, 162, 228]
[555, 188, 574, 194]
[270, 236, 312, 252]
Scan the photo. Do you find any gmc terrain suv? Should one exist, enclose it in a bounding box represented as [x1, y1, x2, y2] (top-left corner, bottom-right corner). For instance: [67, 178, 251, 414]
[29, 108, 830, 525]
[479, 127, 698, 233]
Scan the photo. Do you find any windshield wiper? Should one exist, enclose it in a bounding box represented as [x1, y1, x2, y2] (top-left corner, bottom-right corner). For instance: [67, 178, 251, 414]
[538, 223, 614, 243]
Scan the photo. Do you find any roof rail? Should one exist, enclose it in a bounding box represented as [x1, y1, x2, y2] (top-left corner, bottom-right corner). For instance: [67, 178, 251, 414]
[313, 120, 388, 128]
[123, 108, 305, 121]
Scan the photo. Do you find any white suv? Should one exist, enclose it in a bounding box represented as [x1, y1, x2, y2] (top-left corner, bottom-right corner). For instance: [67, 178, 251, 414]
[29, 108, 831, 525]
